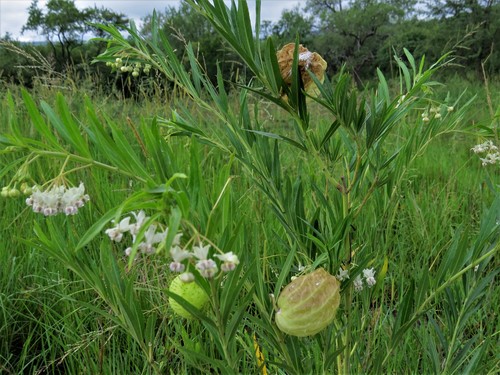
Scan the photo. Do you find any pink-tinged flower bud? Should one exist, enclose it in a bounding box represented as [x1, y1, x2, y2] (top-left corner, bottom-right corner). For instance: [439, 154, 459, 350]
[179, 272, 194, 283]
[275, 268, 340, 337]
[64, 206, 77, 215]
[169, 261, 185, 273]
[221, 262, 237, 272]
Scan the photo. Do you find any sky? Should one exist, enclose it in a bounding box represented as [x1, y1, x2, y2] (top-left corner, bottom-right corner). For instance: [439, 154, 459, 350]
[0, 0, 304, 42]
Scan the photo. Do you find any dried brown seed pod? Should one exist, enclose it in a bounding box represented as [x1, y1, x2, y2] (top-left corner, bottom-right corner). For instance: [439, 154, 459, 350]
[276, 43, 327, 98]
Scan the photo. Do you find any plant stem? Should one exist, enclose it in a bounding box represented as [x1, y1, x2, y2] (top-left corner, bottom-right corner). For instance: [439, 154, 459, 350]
[210, 279, 236, 372]
[342, 183, 353, 375]
[34, 150, 148, 183]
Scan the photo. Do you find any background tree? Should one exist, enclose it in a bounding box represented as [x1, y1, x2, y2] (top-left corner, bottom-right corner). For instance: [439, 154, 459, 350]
[425, 0, 500, 74]
[267, 5, 315, 47]
[2, 0, 498, 90]
[307, 0, 404, 81]
[22, 0, 127, 68]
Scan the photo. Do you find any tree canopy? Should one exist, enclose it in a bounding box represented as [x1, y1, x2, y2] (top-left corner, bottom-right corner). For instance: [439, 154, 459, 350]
[1, 0, 499, 89]
[22, 0, 128, 66]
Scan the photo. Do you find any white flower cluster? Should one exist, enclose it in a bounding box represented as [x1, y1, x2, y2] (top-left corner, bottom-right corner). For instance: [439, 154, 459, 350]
[105, 210, 176, 256]
[105, 211, 240, 279]
[471, 140, 500, 166]
[25, 182, 90, 216]
[336, 266, 377, 291]
[353, 268, 377, 292]
[170, 242, 240, 280]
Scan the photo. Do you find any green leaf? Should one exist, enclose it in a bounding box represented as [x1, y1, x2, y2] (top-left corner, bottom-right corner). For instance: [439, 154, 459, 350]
[21, 89, 65, 151]
[376, 68, 391, 105]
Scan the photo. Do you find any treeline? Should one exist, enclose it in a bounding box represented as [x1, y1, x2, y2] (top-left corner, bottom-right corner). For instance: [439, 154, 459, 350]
[1, 0, 499, 94]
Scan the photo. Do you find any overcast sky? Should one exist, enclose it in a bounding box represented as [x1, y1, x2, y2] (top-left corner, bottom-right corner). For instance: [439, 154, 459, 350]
[0, 0, 304, 41]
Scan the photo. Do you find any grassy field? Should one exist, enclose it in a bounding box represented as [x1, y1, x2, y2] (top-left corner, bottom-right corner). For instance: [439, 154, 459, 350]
[1, 3, 499, 373]
[1, 73, 498, 374]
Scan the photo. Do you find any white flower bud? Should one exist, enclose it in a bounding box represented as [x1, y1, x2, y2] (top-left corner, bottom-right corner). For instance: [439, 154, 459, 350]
[179, 272, 195, 283]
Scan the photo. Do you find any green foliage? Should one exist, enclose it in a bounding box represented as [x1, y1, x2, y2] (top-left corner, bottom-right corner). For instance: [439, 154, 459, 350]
[141, 2, 239, 85]
[0, 0, 499, 373]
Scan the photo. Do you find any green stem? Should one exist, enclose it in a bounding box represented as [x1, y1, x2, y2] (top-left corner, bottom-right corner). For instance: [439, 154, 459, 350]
[353, 175, 379, 219]
[349, 140, 364, 190]
[442, 283, 473, 374]
[210, 279, 236, 371]
[33, 150, 148, 183]
[342, 184, 353, 375]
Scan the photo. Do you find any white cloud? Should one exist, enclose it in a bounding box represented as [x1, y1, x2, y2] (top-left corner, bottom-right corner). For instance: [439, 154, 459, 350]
[0, 0, 305, 42]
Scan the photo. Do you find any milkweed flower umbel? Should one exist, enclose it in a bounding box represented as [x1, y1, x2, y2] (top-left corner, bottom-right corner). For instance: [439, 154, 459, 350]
[471, 140, 500, 166]
[276, 43, 327, 98]
[104, 212, 240, 279]
[26, 182, 90, 216]
[105, 210, 177, 257]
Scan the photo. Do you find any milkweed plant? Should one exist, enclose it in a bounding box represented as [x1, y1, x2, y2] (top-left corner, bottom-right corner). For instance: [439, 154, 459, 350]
[1, 0, 499, 373]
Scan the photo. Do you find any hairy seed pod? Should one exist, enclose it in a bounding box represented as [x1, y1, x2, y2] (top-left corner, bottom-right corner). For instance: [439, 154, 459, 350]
[169, 275, 209, 319]
[276, 43, 327, 99]
[275, 268, 340, 337]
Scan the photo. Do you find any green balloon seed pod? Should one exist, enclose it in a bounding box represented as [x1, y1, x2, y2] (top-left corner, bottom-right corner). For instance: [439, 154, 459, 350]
[168, 275, 209, 319]
[275, 268, 340, 337]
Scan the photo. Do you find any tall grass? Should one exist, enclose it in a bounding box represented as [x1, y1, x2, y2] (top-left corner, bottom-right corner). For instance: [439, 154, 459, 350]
[1, 1, 499, 373]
